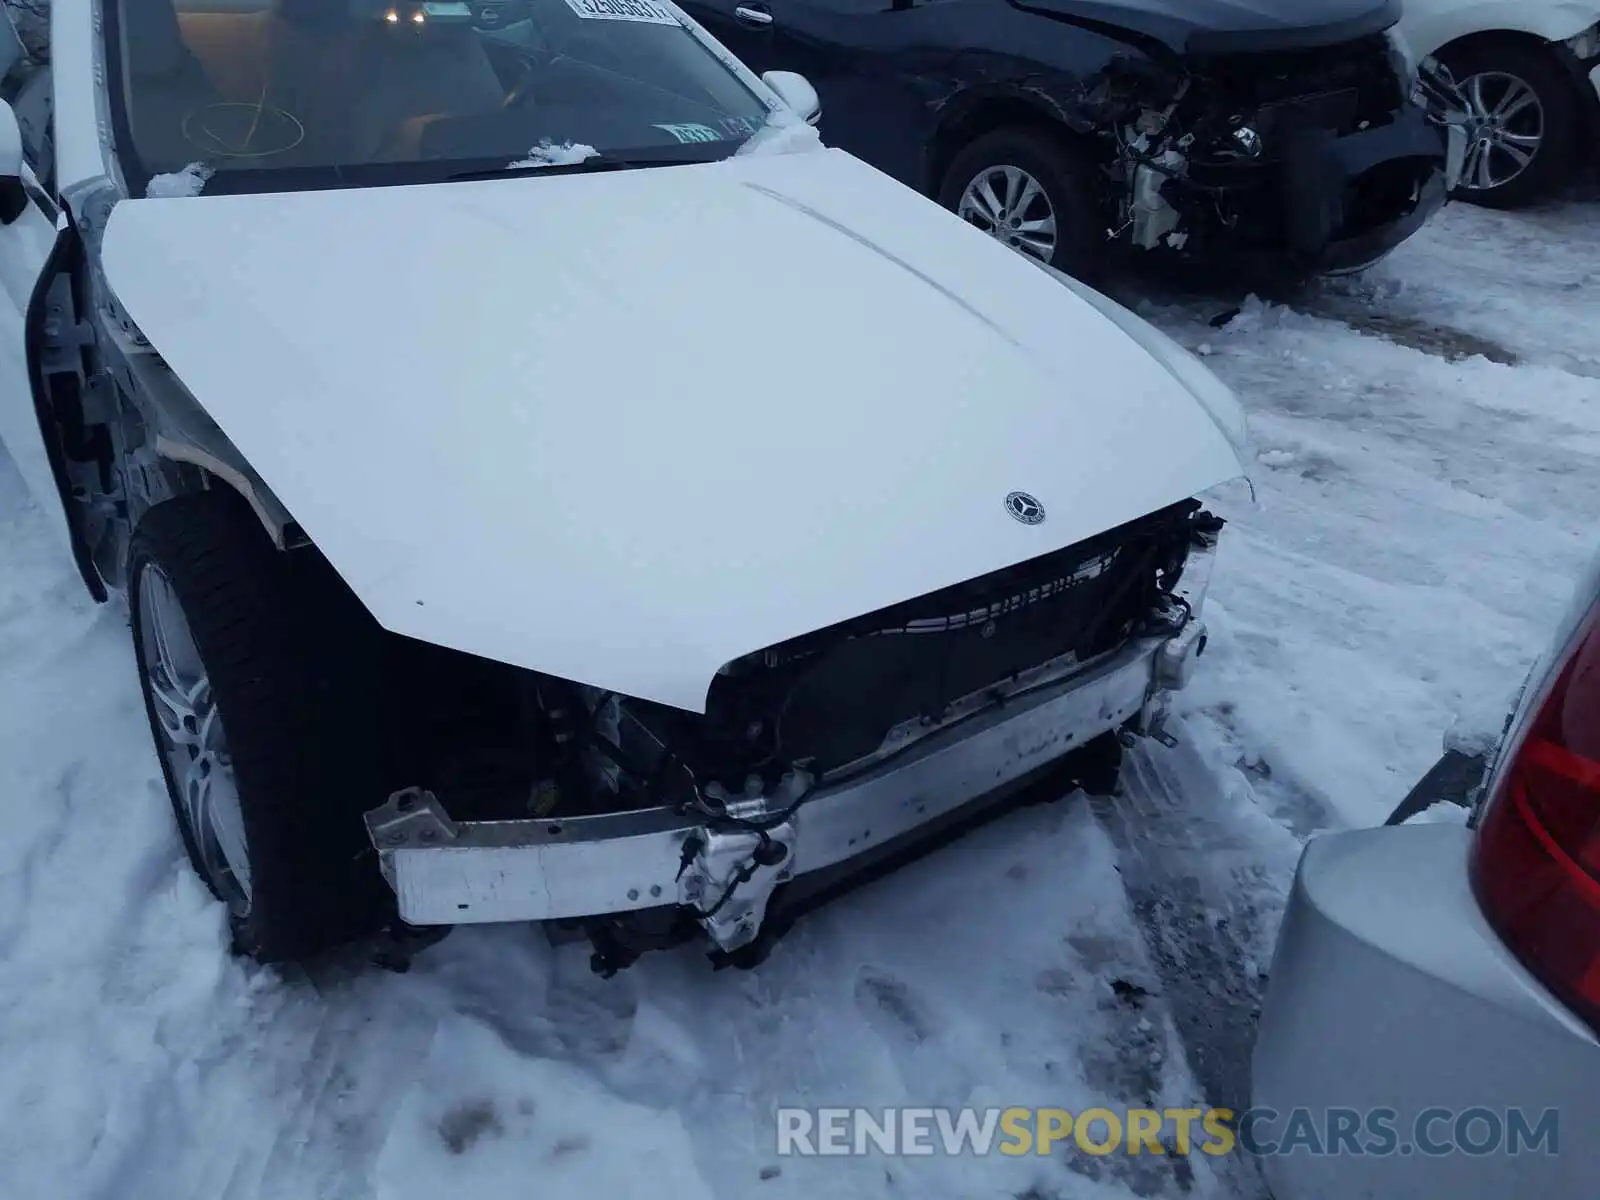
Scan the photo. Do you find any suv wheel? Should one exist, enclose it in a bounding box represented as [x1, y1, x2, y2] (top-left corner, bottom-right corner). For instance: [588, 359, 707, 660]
[128, 492, 392, 962]
[938, 127, 1103, 280]
[1441, 39, 1582, 209]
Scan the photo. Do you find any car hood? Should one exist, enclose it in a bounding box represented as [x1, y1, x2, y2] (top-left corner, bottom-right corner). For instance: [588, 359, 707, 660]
[100, 147, 1245, 713]
[1009, 0, 1401, 54]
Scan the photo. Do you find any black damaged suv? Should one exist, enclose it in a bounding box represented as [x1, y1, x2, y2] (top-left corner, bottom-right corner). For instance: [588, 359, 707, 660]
[680, 0, 1465, 280]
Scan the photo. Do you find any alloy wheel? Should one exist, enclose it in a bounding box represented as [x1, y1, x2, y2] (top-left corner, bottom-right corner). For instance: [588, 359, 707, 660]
[957, 164, 1058, 262]
[138, 565, 252, 914]
[1456, 70, 1545, 192]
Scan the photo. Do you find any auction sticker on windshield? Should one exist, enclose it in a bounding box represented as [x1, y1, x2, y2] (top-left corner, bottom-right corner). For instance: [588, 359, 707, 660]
[562, 0, 681, 23]
[655, 123, 723, 143]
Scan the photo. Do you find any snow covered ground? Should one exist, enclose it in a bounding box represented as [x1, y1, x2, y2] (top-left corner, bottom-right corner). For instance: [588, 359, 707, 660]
[2, 194, 1596, 1200]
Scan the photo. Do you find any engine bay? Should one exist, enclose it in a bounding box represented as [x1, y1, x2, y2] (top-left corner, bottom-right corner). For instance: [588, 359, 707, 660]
[1093, 33, 1464, 264]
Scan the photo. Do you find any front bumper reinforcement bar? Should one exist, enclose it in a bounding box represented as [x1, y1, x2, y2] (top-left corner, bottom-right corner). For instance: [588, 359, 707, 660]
[363, 554, 1215, 955]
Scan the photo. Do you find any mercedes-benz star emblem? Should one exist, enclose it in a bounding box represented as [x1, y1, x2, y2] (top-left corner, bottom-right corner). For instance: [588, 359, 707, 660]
[1005, 491, 1045, 525]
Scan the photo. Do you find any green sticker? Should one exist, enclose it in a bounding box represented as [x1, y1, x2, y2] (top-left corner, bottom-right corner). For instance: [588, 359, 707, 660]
[654, 122, 724, 144]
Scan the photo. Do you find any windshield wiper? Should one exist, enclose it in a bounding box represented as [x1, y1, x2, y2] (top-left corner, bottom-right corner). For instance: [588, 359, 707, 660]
[445, 146, 732, 183]
[447, 155, 716, 182]
[447, 155, 636, 182]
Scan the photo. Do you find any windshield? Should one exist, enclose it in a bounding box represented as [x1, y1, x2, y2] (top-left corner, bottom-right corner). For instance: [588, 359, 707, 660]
[106, 0, 777, 193]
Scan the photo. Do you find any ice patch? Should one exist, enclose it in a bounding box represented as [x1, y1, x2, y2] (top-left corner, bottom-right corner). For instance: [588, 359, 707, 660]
[144, 163, 213, 198]
[507, 141, 600, 169]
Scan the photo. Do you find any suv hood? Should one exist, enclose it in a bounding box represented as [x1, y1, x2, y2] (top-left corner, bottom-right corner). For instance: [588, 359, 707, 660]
[1009, 0, 1401, 55]
[101, 148, 1244, 713]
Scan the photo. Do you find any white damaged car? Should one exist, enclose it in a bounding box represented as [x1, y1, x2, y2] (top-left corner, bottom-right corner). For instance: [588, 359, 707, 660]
[0, 0, 1248, 971]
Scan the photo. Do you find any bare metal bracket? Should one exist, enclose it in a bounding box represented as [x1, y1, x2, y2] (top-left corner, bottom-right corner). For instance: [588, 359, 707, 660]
[365, 787, 462, 849]
[1155, 619, 1208, 692]
[680, 822, 798, 952]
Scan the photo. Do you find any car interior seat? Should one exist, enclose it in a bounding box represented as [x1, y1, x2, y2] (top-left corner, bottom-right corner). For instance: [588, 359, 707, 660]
[264, 0, 507, 166]
[117, 0, 227, 175]
[348, 16, 510, 163]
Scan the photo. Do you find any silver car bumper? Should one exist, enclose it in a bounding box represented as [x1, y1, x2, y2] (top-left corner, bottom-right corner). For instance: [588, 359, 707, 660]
[1252, 823, 1600, 1199]
[363, 547, 1215, 952]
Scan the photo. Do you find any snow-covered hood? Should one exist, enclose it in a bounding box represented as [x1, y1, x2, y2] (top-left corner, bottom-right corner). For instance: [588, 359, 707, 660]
[100, 147, 1245, 713]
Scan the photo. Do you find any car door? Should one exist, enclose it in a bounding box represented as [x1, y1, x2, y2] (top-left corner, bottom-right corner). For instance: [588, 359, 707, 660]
[0, 14, 72, 559]
[679, 0, 957, 189]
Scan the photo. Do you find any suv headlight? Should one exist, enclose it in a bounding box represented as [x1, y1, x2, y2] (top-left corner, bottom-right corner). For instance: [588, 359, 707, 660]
[1411, 51, 1470, 125]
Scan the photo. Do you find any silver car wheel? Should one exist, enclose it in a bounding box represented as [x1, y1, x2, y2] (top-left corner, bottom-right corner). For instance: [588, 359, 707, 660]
[138, 566, 252, 914]
[957, 164, 1058, 262]
[1457, 70, 1544, 191]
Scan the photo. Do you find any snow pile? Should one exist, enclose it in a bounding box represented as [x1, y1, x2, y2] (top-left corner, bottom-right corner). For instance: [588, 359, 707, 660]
[1406, 800, 1473, 826]
[144, 162, 214, 198]
[736, 106, 823, 158]
[1162, 201, 1600, 832]
[507, 141, 600, 169]
[1442, 683, 1520, 759]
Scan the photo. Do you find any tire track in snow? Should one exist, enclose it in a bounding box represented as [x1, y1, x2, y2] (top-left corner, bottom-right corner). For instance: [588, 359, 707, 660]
[1091, 741, 1303, 1200]
[1318, 196, 1600, 378]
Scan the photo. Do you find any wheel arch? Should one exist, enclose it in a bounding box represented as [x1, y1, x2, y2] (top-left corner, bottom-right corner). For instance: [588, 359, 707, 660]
[17, 209, 307, 597]
[926, 91, 1104, 197]
[92, 320, 308, 558]
[149, 440, 307, 552]
[1434, 26, 1573, 61]
[1407, 4, 1599, 59]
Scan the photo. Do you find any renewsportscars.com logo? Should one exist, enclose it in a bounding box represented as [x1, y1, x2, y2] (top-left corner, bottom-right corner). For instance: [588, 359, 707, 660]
[774, 1107, 1561, 1158]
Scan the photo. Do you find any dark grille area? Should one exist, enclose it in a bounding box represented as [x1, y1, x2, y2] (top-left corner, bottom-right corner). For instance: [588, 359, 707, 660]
[653, 500, 1203, 786]
[1189, 33, 1404, 132]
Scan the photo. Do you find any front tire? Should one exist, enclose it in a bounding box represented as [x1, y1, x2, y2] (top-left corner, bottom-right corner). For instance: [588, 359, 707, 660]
[1439, 39, 1582, 209]
[938, 127, 1104, 280]
[129, 492, 393, 962]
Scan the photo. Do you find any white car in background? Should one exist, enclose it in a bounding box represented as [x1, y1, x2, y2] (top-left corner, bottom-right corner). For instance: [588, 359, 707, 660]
[0, 1, 1247, 973]
[1398, 0, 1600, 206]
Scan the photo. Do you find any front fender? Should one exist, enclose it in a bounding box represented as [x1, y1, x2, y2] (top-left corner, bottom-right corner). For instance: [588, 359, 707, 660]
[1399, 0, 1600, 57]
[927, 41, 1168, 190]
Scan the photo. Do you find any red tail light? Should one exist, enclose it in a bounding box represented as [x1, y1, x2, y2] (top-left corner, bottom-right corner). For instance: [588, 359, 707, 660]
[1471, 600, 1600, 1033]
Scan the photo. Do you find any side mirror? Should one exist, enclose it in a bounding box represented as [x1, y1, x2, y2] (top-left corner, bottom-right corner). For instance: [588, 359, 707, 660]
[762, 70, 820, 126]
[0, 100, 26, 225]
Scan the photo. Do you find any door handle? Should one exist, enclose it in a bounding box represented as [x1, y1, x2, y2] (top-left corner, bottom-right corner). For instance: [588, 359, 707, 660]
[734, 3, 774, 25]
